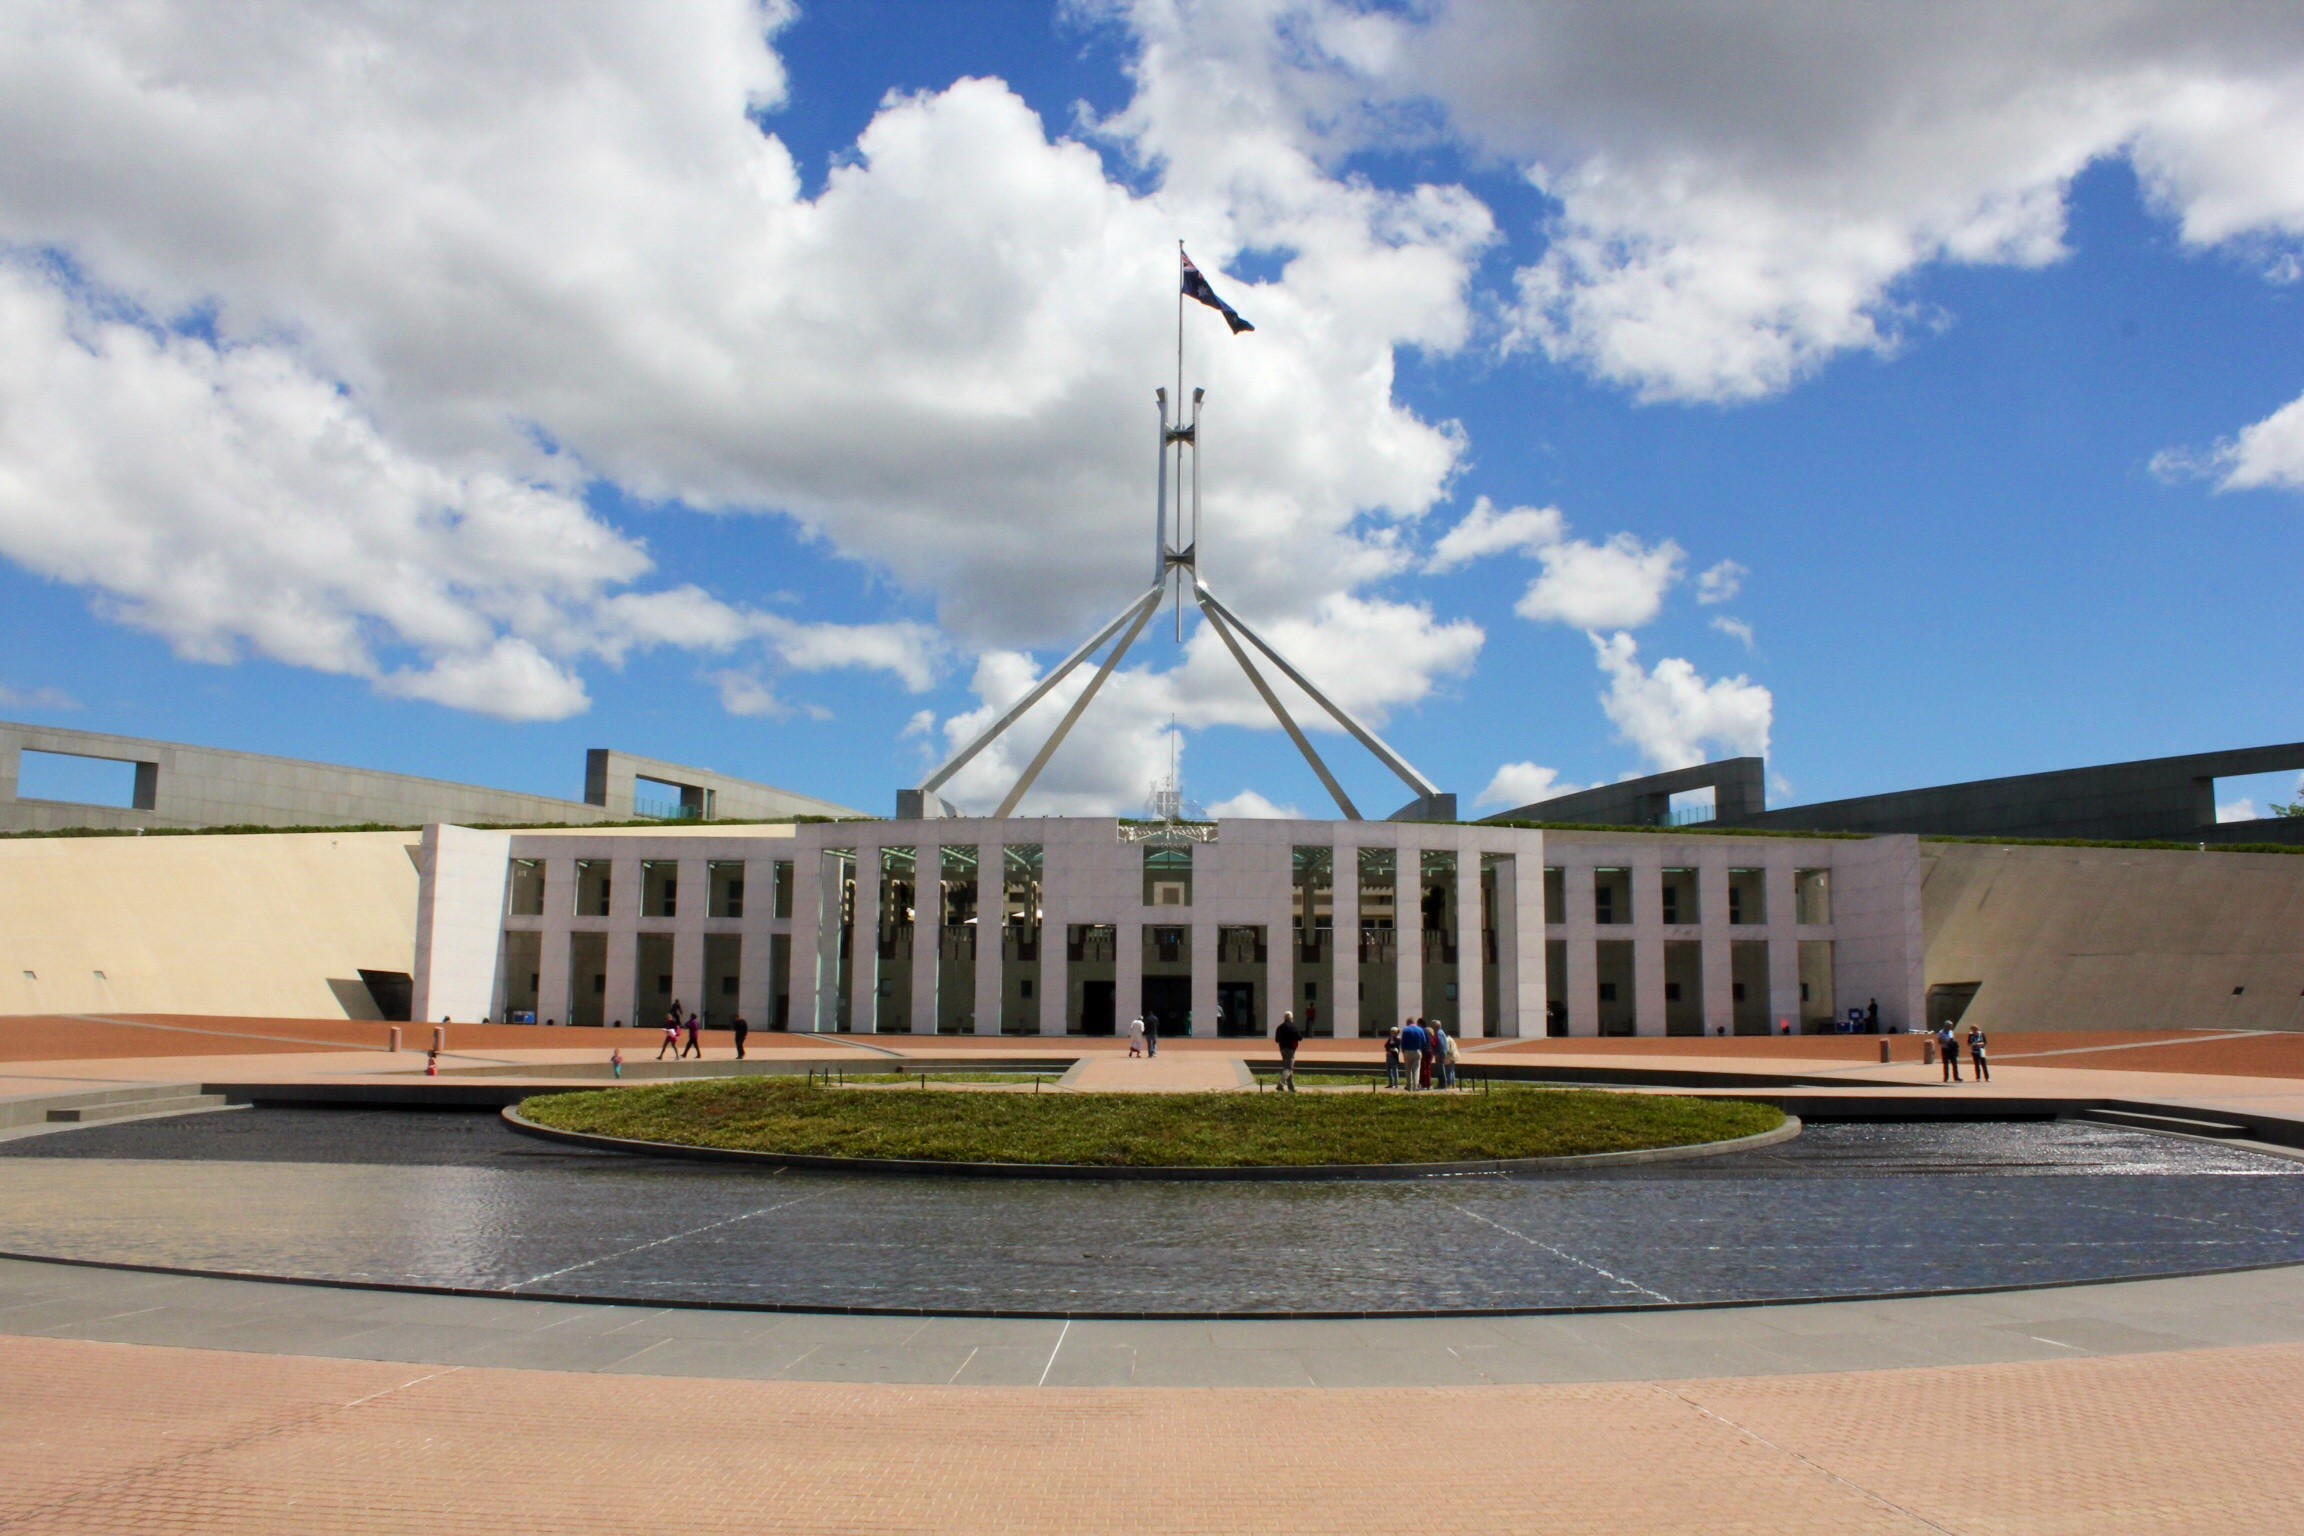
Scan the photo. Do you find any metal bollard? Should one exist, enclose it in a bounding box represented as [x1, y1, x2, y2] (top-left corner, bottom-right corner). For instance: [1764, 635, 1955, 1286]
[431, 1025, 446, 1054]
[1879, 1039, 1892, 1064]
[388, 1026, 402, 1054]
[1923, 1038, 1936, 1066]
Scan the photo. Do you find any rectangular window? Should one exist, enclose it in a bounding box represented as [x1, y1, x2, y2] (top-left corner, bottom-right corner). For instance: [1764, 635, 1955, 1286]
[641, 860, 678, 919]
[772, 860, 795, 919]
[1727, 867, 1766, 927]
[506, 858, 545, 917]
[573, 859, 612, 918]
[1660, 867, 1699, 926]
[1593, 867, 1631, 926]
[1794, 869, 1832, 925]
[1543, 866, 1564, 926]
[1144, 844, 1193, 907]
[708, 861, 744, 919]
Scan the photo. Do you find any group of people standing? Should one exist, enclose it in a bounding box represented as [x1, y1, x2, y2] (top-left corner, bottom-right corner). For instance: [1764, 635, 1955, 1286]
[1936, 1022, 1990, 1083]
[1383, 1017, 1459, 1091]
[652, 1000, 750, 1061]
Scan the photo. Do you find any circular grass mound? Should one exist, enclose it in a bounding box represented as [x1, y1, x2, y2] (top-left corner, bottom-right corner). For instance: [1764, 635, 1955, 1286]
[516, 1078, 1785, 1170]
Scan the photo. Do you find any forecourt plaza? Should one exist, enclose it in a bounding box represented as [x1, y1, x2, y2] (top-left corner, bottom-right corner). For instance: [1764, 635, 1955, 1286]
[6, 1016, 2304, 1533]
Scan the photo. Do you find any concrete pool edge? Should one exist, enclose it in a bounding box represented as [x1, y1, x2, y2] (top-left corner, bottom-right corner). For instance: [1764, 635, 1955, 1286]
[494, 1102, 1804, 1181]
[7, 1251, 2304, 1388]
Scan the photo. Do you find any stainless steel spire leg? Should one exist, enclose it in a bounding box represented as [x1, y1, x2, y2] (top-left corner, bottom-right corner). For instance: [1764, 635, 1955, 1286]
[1193, 585, 1361, 819]
[993, 584, 1165, 819]
[1195, 584, 1441, 803]
[917, 581, 1167, 804]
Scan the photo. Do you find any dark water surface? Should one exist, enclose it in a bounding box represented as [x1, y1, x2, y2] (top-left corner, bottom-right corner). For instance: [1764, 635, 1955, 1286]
[3, 1109, 2301, 1315]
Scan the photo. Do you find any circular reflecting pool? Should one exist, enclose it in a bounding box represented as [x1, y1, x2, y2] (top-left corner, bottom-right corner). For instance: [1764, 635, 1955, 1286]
[3, 1108, 2301, 1316]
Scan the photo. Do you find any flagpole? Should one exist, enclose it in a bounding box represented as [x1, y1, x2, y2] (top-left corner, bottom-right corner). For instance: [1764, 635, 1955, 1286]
[1175, 240, 1186, 640]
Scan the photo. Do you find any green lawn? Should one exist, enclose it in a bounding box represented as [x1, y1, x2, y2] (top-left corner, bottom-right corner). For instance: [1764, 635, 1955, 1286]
[518, 1078, 1782, 1167]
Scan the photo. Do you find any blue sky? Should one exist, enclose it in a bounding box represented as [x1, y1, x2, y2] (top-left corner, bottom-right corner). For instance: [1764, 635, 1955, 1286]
[2, 1, 2302, 821]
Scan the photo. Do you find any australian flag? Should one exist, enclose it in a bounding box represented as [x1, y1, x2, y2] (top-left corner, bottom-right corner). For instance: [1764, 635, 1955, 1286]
[1181, 250, 1254, 333]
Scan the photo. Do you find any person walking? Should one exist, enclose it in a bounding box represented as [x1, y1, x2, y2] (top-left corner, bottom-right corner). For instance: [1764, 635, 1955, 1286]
[732, 1014, 749, 1061]
[680, 1012, 702, 1059]
[1127, 1015, 1145, 1058]
[657, 1015, 681, 1060]
[1937, 1024, 1962, 1083]
[1274, 1011, 1303, 1092]
[1384, 1025, 1403, 1089]
[1967, 1024, 1991, 1083]
[1399, 1018, 1427, 1091]
[1145, 1014, 1159, 1057]
[610, 1047, 624, 1079]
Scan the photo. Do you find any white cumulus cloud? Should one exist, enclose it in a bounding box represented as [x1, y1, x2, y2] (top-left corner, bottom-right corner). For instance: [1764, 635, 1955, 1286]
[1423, 497, 1565, 573]
[1515, 532, 1685, 631]
[1477, 761, 1585, 810]
[1696, 559, 1745, 604]
[1591, 630, 1772, 771]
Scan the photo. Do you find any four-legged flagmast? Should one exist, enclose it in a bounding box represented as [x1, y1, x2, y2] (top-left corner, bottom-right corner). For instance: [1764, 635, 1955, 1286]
[898, 246, 1454, 823]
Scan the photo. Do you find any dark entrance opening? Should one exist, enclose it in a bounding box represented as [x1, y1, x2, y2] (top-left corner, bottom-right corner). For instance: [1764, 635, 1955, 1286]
[1217, 981, 1257, 1036]
[1079, 980, 1116, 1035]
[358, 969, 413, 1022]
[1142, 975, 1192, 1036]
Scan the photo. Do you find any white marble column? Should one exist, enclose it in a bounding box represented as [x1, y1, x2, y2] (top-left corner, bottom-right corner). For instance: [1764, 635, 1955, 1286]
[1190, 919, 1218, 1037]
[973, 843, 1002, 1035]
[1116, 917, 1144, 1036]
[848, 843, 881, 1033]
[910, 846, 940, 1035]
[1332, 841, 1361, 1039]
[1455, 847, 1484, 1038]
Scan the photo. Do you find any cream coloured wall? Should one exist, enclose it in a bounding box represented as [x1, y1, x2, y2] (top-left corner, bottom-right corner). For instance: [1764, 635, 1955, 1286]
[0, 830, 424, 1018]
[1924, 841, 2304, 1032]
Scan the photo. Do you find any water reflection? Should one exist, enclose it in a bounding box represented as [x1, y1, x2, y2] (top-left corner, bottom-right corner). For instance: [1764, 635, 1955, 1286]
[0, 1114, 2298, 1315]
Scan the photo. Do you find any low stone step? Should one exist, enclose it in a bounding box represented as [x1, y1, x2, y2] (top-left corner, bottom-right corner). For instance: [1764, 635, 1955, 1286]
[2083, 1106, 2254, 1140]
[46, 1093, 232, 1124]
[0, 1083, 208, 1129]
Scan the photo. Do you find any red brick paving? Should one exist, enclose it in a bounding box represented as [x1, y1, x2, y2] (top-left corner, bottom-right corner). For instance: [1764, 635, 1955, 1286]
[0, 1333, 2297, 1533]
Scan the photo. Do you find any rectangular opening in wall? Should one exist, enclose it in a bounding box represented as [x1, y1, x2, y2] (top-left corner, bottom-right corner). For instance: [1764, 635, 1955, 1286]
[1794, 869, 1831, 926]
[573, 860, 612, 917]
[1594, 939, 1636, 1036]
[1663, 940, 1704, 1036]
[1798, 939, 1835, 1030]
[499, 931, 540, 1023]
[1731, 941, 1771, 1034]
[937, 845, 978, 1033]
[1292, 846, 1334, 1035]
[1667, 786, 1716, 826]
[703, 933, 741, 1028]
[1069, 923, 1117, 1035]
[357, 968, 413, 1023]
[568, 931, 607, 1028]
[2212, 770, 2304, 824]
[1356, 847, 1396, 1036]
[1143, 844, 1193, 907]
[1217, 925, 1266, 1036]
[1545, 939, 1567, 1035]
[635, 932, 675, 1027]
[633, 776, 703, 821]
[1002, 845, 1043, 1034]
[1543, 866, 1564, 926]
[1661, 867, 1699, 926]
[773, 860, 795, 919]
[15, 750, 144, 809]
[1593, 867, 1631, 926]
[770, 932, 792, 1030]
[1927, 982, 1980, 1030]
[1728, 867, 1766, 927]
[506, 859, 545, 917]
[876, 846, 916, 1032]
[641, 861, 678, 919]
[708, 861, 744, 919]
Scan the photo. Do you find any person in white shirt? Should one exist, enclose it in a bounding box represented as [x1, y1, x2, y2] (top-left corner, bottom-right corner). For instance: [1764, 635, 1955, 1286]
[1127, 1016, 1146, 1058]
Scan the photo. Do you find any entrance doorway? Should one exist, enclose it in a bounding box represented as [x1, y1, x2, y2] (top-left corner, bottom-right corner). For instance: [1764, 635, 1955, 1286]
[1079, 980, 1115, 1035]
[1217, 981, 1257, 1036]
[1142, 975, 1192, 1036]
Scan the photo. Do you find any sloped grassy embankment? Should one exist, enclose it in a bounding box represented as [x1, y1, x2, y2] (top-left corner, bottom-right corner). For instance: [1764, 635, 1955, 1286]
[519, 1078, 1783, 1168]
